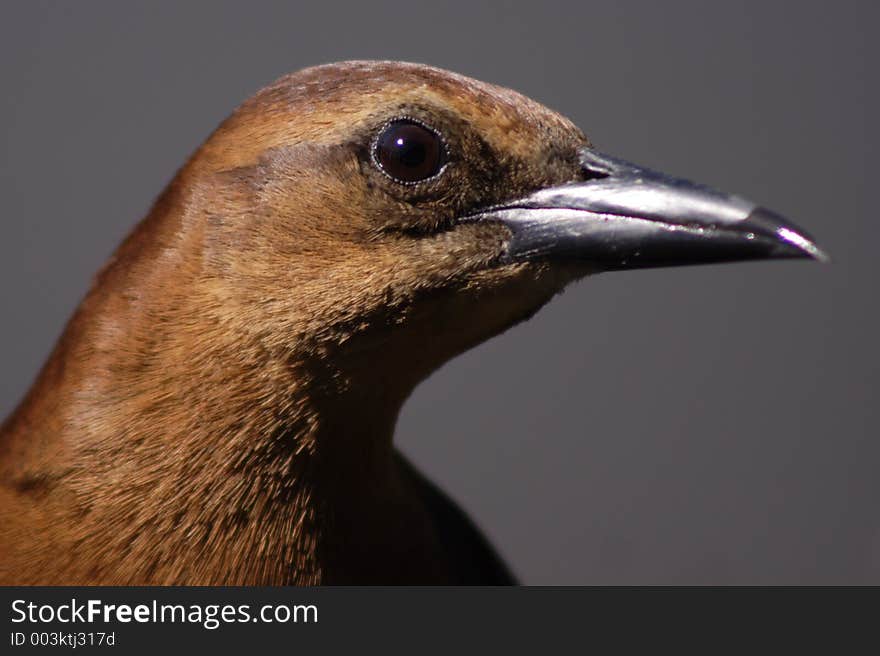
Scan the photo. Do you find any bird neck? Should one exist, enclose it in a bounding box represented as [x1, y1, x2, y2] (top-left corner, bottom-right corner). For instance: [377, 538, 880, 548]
[1, 271, 425, 584]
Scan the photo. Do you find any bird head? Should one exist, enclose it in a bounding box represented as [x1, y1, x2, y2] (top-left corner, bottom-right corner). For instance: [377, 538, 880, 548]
[142, 61, 823, 408]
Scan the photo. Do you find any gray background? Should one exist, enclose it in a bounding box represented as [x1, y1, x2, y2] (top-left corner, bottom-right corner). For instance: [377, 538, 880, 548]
[1, 0, 877, 584]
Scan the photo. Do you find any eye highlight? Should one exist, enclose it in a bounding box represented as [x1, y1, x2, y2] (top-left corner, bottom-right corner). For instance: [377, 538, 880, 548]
[373, 119, 447, 184]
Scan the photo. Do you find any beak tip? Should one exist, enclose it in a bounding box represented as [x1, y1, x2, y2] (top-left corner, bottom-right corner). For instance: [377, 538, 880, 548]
[779, 230, 831, 264]
[746, 207, 830, 264]
[776, 232, 830, 263]
[809, 247, 832, 264]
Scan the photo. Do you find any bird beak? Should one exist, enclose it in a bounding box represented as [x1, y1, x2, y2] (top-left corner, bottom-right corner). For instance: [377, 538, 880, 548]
[464, 148, 828, 269]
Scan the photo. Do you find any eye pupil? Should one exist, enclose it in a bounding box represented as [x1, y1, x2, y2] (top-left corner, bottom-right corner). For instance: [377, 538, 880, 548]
[375, 119, 445, 183]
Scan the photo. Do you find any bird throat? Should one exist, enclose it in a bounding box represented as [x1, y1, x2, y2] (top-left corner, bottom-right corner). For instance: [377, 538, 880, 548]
[0, 299, 445, 584]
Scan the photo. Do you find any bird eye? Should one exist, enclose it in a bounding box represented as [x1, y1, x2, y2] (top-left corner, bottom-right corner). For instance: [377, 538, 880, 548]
[373, 119, 446, 183]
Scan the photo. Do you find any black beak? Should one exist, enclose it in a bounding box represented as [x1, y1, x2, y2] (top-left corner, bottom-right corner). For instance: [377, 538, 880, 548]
[466, 148, 827, 269]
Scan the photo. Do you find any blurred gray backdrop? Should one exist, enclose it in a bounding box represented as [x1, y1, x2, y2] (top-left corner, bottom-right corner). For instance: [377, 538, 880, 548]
[1, 0, 877, 584]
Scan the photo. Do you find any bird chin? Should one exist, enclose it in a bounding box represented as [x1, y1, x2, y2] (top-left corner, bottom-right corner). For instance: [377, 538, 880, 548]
[436, 258, 595, 345]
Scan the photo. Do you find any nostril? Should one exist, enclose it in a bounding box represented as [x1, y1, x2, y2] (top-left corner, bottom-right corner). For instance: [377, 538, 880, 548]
[580, 164, 610, 183]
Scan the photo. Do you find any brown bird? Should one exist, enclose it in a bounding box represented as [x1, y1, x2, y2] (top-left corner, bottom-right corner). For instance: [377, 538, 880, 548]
[0, 61, 824, 585]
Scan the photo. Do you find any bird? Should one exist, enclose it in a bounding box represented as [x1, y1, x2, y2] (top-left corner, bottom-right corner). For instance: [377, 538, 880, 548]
[0, 61, 824, 585]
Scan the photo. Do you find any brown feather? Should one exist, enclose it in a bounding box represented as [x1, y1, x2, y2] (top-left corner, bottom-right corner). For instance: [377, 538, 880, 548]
[0, 61, 591, 584]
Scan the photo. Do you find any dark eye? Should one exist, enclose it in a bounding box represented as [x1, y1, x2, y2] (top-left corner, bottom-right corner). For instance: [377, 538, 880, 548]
[373, 119, 446, 183]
